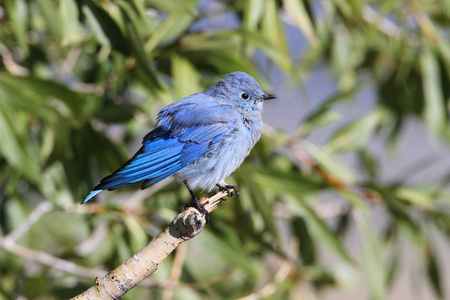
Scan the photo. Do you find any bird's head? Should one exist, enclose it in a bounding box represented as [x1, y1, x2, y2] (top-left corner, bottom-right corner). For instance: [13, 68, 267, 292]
[211, 72, 276, 114]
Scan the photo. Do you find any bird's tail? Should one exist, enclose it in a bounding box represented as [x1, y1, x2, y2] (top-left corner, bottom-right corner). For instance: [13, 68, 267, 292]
[80, 129, 184, 204]
[81, 189, 103, 204]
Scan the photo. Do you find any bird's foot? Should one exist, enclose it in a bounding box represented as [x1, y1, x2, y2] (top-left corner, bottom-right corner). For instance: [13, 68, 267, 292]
[184, 181, 210, 222]
[217, 184, 239, 199]
[185, 198, 209, 223]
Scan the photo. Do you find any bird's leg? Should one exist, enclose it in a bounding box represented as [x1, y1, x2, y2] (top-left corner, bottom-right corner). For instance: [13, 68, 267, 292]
[216, 184, 239, 199]
[184, 181, 209, 222]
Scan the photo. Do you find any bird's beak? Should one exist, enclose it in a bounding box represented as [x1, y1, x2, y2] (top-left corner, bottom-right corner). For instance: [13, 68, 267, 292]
[261, 93, 276, 101]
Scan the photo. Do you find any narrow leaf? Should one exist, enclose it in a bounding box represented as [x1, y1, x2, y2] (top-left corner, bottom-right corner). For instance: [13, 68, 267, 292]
[283, 0, 319, 46]
[325, 110, 382, 152]
[284, 196, 354, 264]
[354, 209, 387, 300]
[421, 42, 446, 138]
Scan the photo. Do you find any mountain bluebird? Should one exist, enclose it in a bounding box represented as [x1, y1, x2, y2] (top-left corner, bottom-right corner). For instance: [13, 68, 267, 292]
[82, 72, 276, 216]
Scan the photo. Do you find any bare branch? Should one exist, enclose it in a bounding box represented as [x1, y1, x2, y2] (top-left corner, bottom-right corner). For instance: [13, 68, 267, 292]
[0, 240, 106, 278]
[0, 201, 107, 278]
[237, 238, 298, 300]
[2, 201, 53, 243]
[0, 42, 29, 76]
[362, 6, 401, 39]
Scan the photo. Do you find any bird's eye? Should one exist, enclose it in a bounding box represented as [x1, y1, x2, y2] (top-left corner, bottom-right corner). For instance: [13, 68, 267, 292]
[240, 93, 249, 100]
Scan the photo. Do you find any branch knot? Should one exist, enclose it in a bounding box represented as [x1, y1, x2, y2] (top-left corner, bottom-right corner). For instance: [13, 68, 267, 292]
[170, 208, 206, 239]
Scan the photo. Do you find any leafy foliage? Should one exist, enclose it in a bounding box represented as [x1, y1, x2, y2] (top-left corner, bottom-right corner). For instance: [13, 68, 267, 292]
[0, 0, 449, 299]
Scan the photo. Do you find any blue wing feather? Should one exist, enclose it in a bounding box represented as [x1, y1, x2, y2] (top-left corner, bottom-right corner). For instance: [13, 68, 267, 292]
[157, 94, 237, 130]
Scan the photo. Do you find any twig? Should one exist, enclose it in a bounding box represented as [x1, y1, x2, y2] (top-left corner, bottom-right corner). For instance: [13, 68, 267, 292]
[2, 201, 53, 243]
[140, 267, 237, 290]
[0, 42, 29, 76]
[0, 240, 107, 278]
[0, 201, 107, 278]
[75, 222, 109, 256]
[161, 242, 188, 300]
[264, 124, 380, 203]
[237, 238, 298, 300]
[60, 47, 82, 75]
[362, 6, 401, 39]
[71, 191, 227, 299]
[69, 82, 105, 95]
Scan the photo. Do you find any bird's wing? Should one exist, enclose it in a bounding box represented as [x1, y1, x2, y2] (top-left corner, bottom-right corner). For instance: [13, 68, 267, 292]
[155, 93, 237, 130]
[139, 101, 238, 189]
[82, 99, 237, 203]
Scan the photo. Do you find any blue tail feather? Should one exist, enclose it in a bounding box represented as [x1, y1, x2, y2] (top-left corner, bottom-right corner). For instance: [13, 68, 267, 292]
[81, 190, 103, 204]
[106, 147, 183, 178]
[81, 131, 187, 203]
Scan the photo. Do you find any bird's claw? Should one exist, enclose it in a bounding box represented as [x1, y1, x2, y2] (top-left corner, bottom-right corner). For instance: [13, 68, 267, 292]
[185, 201, 209, 223]
[184, 181, 210, 222]
[217, 184, 239, 199]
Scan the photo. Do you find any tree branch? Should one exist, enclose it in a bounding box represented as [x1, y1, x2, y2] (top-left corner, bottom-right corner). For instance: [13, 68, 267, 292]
[0, 241, 106, 278]
[3, 201, 53, 243]
[0, 201, 106, 278]
[71, 191, 227, 299]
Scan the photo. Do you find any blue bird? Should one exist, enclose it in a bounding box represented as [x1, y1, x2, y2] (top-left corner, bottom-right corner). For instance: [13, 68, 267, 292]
[82, 72, 275, 216]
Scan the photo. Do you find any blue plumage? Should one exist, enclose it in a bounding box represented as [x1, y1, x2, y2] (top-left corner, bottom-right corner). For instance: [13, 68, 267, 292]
[82, 72, 275, 207]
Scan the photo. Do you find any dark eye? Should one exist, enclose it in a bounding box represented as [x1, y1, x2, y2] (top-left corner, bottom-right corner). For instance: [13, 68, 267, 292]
[240, 93, 249, 100]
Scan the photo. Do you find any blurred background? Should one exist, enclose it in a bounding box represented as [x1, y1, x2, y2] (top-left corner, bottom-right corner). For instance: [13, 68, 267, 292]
[0, 0, 450, 299]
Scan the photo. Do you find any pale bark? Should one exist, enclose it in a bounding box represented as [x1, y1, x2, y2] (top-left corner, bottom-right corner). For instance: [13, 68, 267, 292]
[71, 191, 227, 299]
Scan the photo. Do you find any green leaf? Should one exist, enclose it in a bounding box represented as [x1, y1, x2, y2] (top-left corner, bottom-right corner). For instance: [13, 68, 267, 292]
[4, 0, 29, 54]
[252, 168, 325, 194]
[283, 0, 319, 46]
[425, 241, 444, 298]
[145, 13, 194, 54]
[421, 42, 447, 138]
[379, 189, 420, 236]
[170, 54, 201, 99]
[60, 0, 81, 46]
[386, 251, 400, 288]
[248, 179, 279, 240]
[331, 27, 355, 89]
[354, 209, 387, 300]
[299, 110, 341, 136]
[0, 80, 56, 120]
[394, 187, 433, 209]
[284, 196, 354, 264]
[298, 86, 361, 136]
[237, 30, 293, 72]
[118, 1, 161, 89]
[0, 73, 86, 120]
[190, 230, 261, 277]
[0, 107, 41, 184]
[94, 104, 137, 123]
[293, 217, 316, 265]
[358, 149, 378, 178]
[123, 215, 148, 253]
[111, 224, 132, 262]
[82, 0, 130, 55]
[192, 52, 263, 85]
[36, 0, 63, 42]
[303, 141, 356, 184]
[146, 0, 197, 14]
[243, 0, 265, 31]
[325, 109, 382, 152]
[261, 0, 291, 70]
